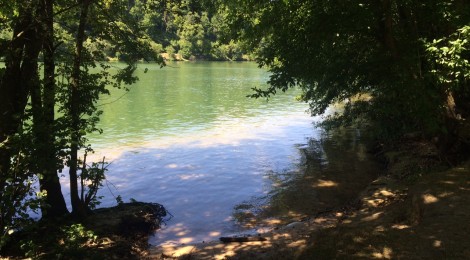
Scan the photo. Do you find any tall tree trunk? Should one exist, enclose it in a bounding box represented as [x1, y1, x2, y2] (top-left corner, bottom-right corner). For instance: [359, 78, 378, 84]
[0, 3, 35, 172]
[69, 0, 92, 217]
[374, 0, 399, 60]
[0, 1, 51, 227]
[36, 0, 69, 218]
[382, 0, 399, 59]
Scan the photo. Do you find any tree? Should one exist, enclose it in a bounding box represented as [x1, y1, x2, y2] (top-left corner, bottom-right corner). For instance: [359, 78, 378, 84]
[68, 0, 94, 217]
[0, 1, 58, 243]
[224, 0, 470, 146]
[30, 0, 69, 219]
[53, 0, 163, 217]
[1, 0, 164, 245]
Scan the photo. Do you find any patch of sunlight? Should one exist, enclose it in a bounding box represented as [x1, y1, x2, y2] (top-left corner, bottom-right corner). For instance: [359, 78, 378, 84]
[209, 231, 221, 237]
[176, 231, 188, 236]
[372, 246, 393, 259]
[366, 198, 385, 207]
[179, 174, 205, 180]
[374, 225, 386, 232]
[161, 245, 196, 257]
[433, 240, 442, 247]
[438, 191, 454, 198]
[391, 224, 410, 230]
[422, 194, 439, 204]
[314, 217, 331, 224]
[353, 236, 365, 243]
[441, 180, 456, 185]
[362, 212, 384, 222]
[350, 93, 373, 102]
[256, 227, 274, 234]
[287, 239, 307, 249]
[263, 218, 282, 225]
[379, 189, 395, 197]
[273, 233, 290, 240]
[213, 238, 274, 259]
[165, 163, 178, 168]
[171, 224, 185, 232]
[179, 237, 194, 244]
[287, 211, 304, 219]
[314, 179, 338, 188]
[215, 251, 236, 259]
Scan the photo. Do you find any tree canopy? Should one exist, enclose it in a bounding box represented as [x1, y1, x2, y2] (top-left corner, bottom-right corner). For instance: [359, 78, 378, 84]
[224, 0, 470, 141]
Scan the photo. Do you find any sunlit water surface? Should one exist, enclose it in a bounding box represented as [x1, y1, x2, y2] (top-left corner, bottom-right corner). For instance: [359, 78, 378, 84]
[61, 62, 323, 245]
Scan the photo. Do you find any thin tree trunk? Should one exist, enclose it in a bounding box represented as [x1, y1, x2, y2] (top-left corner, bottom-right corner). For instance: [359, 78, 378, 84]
[69, 0, 92, 217]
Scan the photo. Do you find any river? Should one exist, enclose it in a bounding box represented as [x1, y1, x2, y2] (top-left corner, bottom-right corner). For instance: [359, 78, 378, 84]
[62, 61, 378, 246]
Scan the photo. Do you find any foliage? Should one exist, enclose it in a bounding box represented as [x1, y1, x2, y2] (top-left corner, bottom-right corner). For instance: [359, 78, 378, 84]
[115, 195, 124, 205]
[79, 153, 109, 210]
[224, 0, 470, 140]
[0, 138, 41, 249]
[60, 224, 98, 252]
[426, 26, 470, 90]
[0, 0, 165, 246]
[124, 0, 247, 60]
[16, 223, 98, 259]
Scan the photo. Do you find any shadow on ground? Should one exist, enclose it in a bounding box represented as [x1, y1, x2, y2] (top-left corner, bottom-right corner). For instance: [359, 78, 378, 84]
[300, 162, 470, 259]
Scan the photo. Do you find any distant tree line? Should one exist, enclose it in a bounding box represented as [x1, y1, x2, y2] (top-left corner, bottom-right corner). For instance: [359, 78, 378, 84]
[128, 0, 248, 61]
[88, 0, 248, 61]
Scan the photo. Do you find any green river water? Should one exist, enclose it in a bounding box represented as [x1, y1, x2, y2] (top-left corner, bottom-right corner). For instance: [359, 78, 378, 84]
[4, 61, 379, 245]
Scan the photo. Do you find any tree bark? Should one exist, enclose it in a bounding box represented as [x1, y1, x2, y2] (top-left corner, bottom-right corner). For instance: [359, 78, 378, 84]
[0, 1, 68, 227]
[0, 3, 34, 147]
[69, 0, 92, 218]
[37, 0, 69, 218]
[374, 0, 399, 60]
[0, 2, 39, 206]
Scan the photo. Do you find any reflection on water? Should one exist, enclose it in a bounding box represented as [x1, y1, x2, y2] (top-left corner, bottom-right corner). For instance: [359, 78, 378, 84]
[81, 110, 316, 245]
[234, 127, 380, 228]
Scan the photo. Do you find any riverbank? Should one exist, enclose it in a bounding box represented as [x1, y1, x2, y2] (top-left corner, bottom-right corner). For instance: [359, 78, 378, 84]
[1, 202, 167, 259]
[148, 138, 470, 259]
[3, 138, 468, 259]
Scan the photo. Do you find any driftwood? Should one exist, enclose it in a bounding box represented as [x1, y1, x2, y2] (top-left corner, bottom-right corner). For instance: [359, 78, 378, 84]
[219, 236, 267, 243]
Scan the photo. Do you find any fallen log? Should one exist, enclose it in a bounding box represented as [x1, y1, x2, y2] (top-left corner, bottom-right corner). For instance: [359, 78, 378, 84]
[219, 236, 267, 243]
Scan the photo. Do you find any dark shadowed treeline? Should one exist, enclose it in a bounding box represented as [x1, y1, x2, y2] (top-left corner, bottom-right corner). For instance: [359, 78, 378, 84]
[225, 0, 470, 150]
